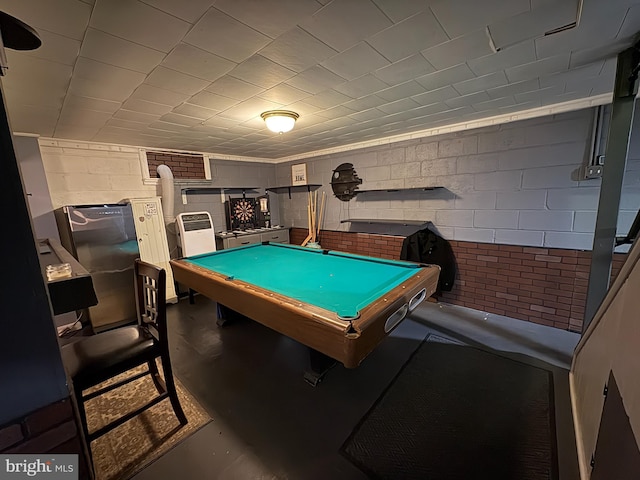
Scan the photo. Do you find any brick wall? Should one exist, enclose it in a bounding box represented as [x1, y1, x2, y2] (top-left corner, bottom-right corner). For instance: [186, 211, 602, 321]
[290, 227, 404, 259]
[291, 228, 628, 333]
[0, 398, 90, 479]
[147, 151, 205, 180]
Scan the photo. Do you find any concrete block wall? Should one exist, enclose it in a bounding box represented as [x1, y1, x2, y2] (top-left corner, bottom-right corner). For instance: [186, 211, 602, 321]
[173, 159, 279, 236]
[39, 139, 156, 207]
[275, 108, 640, 251]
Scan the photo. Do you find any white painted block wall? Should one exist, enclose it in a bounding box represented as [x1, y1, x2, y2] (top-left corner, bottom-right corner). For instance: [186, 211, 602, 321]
[276, 108, 640, 251]
[35, 107, 640, 252]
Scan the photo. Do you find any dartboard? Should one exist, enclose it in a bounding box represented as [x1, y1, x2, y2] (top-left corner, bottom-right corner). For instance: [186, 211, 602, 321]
[233, 199, 255, 222]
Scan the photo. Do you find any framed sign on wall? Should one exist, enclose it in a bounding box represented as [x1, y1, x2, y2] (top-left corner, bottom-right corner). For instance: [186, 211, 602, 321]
[291, 163, 307, 186]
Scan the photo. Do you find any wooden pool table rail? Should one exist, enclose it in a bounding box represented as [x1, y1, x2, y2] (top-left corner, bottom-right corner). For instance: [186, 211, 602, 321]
[170, 257, 440, 368]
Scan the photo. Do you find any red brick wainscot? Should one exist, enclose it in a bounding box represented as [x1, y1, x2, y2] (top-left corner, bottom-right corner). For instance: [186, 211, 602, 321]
[289, 227, 627, 333]
[0, 398, 91, 479]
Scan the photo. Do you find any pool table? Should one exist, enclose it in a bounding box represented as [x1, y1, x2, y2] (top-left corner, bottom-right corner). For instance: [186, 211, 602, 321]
[170, 242, 440, 377]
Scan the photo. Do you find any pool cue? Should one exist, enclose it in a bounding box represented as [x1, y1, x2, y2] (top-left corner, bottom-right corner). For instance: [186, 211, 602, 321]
[301, 194, 313, 246]
[317, 192, 325, 239]
[311, 191, 318, 243]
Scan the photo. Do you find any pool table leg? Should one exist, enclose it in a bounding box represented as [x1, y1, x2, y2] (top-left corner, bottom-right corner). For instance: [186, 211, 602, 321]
[303, 349, 337, 386]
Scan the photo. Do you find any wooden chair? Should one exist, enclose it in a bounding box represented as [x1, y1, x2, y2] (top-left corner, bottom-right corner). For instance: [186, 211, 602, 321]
[61, 259, 187, 449]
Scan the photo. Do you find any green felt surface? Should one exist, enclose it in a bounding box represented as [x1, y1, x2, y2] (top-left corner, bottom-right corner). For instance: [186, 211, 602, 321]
[186, 243, 421, 318]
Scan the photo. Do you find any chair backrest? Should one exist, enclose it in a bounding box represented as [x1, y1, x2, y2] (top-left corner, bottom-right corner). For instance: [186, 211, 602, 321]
[134, 259, 167, 344]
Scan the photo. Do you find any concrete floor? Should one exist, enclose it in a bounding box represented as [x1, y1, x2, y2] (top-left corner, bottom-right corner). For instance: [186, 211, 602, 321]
[132, 298, 580, 480]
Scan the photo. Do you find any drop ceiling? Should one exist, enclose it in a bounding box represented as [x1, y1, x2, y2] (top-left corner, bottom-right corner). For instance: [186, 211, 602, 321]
[0, 0, 638, 160]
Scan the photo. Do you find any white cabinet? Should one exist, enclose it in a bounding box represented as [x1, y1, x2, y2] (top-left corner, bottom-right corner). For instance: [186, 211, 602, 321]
[261, 229, 289, 243]
[216, 228, 289, 250]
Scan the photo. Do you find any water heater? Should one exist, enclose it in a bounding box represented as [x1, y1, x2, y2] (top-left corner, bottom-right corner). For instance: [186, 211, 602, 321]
[176, 212, 216, 257]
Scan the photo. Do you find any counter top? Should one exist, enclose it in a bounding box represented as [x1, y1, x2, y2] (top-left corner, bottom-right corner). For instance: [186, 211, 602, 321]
[38, 238, 98, 315]
[215, 226, 288, 238]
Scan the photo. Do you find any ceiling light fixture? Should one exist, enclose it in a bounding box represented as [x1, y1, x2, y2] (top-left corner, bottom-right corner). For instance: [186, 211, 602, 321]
[261, 110, 299, 134]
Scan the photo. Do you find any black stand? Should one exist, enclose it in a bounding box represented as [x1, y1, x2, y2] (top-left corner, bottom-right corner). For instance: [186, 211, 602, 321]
[303, 349, 337, 387]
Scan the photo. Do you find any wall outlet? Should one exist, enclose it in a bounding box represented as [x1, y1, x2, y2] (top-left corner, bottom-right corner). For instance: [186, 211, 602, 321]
[586, 165, 604, 178]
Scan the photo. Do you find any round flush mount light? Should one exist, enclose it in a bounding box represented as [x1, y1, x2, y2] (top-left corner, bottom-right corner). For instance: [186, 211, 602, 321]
[261, 110, 299, 134]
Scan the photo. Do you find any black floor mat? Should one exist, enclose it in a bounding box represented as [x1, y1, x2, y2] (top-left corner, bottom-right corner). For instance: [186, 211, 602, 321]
[341, 336, 557, 480]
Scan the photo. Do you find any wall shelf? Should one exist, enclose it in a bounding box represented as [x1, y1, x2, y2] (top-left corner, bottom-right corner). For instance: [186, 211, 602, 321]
[180, 187, 259, 204]
[340, 219, 432, 226]
[266, 184, 321, 199]
[354, 186, 443, 194]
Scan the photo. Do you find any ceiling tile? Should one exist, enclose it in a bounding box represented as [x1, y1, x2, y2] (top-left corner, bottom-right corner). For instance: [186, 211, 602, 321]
[535, 5, 627, 59]
[488, 0, 578, 51]
[145, 66, 210, 95]
[569, 39, 633, 69]
[486, 78, 540, 99]
[257, 84, 310, 105]
[214, 0, 320, 38]
[334, 74, 389, 98]
[139, 0, 214, 23]
[188, 91, 239, 110]
[172, 104, 218, 120]
[376, 81, 426, 102]
[472, 95, 515, 112]
[415, 63, 476, 90]
[538, 62, 604, 88]
[505, 54, 570, 83]
[228, 55, 296, 89]
[184, 7, 271, 63]
[260, 27, 338, 73]
[411, 85, 460, 105]
[121, 98, 174, 115]
[159, 113, 204, 126]
[55, 125, 101, 140]
[5, 86, 64, 109]
[285, 66, 346, 94]
[0, 0, 91, 40]
[367, 10, 449, 62]
[106, 118, 149, 129]
[322, 42, 390, 80]
[304, 90, 352, 109]
[80, 28, 166, 74]
[430, 0, 529, 38]
[58, 106, 112, 127]
[301, 0, 392, 51]
[453, 70, 508, 95]
[514, 84, 564, 103]
[618, 5, 640, 39]
[6, 105, 58, 136]
[17, 29, 80, 66]
[91, 0, 190, 52]
[205, 76, 265, 100]
[421, 29, 493, 70]
[162, 43, 236, 81]
[372, 0, 431, 22]
[467, 40, 537, 76]
[64, 94, 122, 113]
[217, 98, 280, 122]
[130, 84, 191, 106]
[113, 109, 161, 123]
[446, 91, 491, 108]
[378, 98, 421, 115]
[374, 54, 435, 85]
[3, 52, 72, 94]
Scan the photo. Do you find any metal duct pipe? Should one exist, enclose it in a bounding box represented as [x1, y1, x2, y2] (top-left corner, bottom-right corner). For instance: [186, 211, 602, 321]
[156, 164, 174, 224]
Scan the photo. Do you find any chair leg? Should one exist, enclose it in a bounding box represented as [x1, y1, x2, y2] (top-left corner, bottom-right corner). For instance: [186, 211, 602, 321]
[72, 383, 94, 466]
[159, 353, 187, 425]
[147, 359, 164, 394]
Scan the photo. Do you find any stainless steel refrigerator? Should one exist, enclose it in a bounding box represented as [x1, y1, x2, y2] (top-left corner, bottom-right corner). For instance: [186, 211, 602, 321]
[55, 204, 139, 331]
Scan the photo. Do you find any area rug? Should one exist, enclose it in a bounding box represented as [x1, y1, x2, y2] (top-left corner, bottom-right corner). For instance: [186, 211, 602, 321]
[341, 335, 557, 479]
[85, 363, 210, 480]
